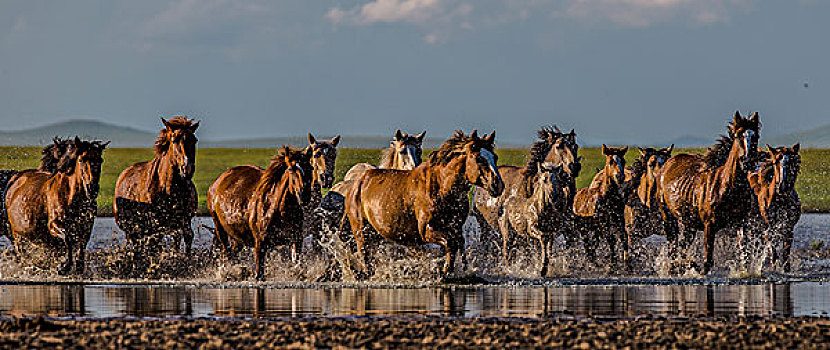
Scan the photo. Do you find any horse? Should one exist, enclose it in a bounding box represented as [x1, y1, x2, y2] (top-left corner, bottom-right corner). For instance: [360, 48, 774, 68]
[342, 129, 425, 182]
[318, 130, 425, 236]
[622, 145, 673, 262]
[343, 130, 504, 279]
[300, 133, 339, 246]
[207, 146, 314, 280]
[659, 111, 760, 275]
[498, 163, 567, 276]
[113, 116, 199, 256]
[3, 137, 108, 275]
[472, 126, 581, 256]
[748, 144, 801, 272]
[573, 145, 629, 267]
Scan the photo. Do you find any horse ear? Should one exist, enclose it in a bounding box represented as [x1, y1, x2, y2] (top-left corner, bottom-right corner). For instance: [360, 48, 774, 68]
[74, 136, 82, 144]
[394, 129, 403, 141]
[161, 117, 171, 130]
[734, 110, 742, 123]
[484, 130, 496, 144]
[765, 144, 773, 153]
[602, 144, 608, 154]
[470, 130, 479, 140]
[620, 146, 628, 154]
[308, 133, 316, 145]
[416, 131, 426, 143]
[793, 143, 800, 153]
[667, 144, 674, 154]
[569, 129, 575, 136]
[750, 111, 759, 123]
[190, 121, 200, 132]
[638, 147, 646, 156]
[331, 135, 340, 147]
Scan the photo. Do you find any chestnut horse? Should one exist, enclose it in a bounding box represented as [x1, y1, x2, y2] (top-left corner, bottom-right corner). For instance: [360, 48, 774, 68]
[623, 145, 673, 260]
[3, 137, 108, 275]
[114, 116, 199, 255]
[207, 146, 314, 280]
[498, 163, 567, 276]
[301, 133, 340, 245]
[748, 144, 801, 272]
[473, 126, 581, 253]
[344, 130, 504, 279]
[659, 111, 760, 274]
[573, 145, 628, 267]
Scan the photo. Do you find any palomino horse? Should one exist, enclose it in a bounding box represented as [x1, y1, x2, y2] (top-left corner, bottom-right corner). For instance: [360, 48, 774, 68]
[573, 145, 629, 267]
[3, 137, 108, 274]
[344, 130, 504, 279]
[660, 111, 760, 274]
[748, 144, 801, 272]
[623, 145, 673, 262]
[318, 130, 425, 235]
[498, 163, 567, 276]
[207, 146, 314, 280]
[473, 126, 581, 254]
[114, 116, 199, 256]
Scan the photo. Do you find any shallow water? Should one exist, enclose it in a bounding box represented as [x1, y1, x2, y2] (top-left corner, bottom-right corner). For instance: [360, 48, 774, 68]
[1, 282, 828, 319]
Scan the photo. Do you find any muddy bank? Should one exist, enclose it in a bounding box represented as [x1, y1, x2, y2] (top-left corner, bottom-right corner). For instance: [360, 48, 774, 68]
[1, 316, 829, 348]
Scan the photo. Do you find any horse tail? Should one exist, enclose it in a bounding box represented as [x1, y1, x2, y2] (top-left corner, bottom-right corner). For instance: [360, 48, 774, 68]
[0, 170, 19, 237]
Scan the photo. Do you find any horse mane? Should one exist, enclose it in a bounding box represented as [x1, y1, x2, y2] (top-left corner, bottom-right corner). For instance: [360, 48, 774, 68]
[40, 137, 72, 174]
[428, 130, 494, 165]
[154, 116, 197, 155]
[378, 147, 395, 168]
[702, 133, 734, 169]
[255, 146, 307, 196]
[517, 126, 564, 197]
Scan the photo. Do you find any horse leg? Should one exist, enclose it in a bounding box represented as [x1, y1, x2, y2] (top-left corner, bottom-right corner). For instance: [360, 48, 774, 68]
[58, 238, 73, 276]
[702, 223, 716, 275]
[499, 217, 512, 269]
[74, 241, 86, 275]
[444, 233, 464, 278]
[182, 225, 194, 257]
[781, 226, 794, 273]
[254, 240, 266, 281]
[539, 236, 549, 278]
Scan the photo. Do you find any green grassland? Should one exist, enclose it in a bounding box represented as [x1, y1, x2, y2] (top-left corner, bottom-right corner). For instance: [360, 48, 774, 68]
[1, 146, 828, 214]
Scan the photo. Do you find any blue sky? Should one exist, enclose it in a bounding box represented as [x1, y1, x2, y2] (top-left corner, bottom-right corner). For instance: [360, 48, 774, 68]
[0, 1, 826, 145]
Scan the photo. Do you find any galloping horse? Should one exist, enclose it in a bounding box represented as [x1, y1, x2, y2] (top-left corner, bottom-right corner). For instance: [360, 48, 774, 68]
[301, 133, 339, 247]
[207, 146, 314, 280]
[344, 130, 504, 278]
[342, 129, 425, 182]
[3, 137, 108, 274]
[748, 144, 801, 272]
[573, 145, 629, 266]
[498, 163, 567, 276]
[659, 111, 760, 274]
[623, 145, 673, 261]
[114, 116, 199, 255]
[473, 126, 581, 252]
[318, 130, 425, 234]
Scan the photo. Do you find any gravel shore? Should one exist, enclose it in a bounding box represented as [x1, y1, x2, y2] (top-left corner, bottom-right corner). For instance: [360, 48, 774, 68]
[2, 316, 829, 348]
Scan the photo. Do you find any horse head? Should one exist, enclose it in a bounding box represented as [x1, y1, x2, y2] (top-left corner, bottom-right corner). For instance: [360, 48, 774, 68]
[307, 133, 340, 188]
[766, 143, 801, 194]
[390, 129, 425, 171]
[602, 144, 628, 186]
[67, 137, 109, 198]
[157, 116, 199, 179]
[279, 146, 315, 206]
[462, 130, 504, 197]
[729, 111, 761, 166]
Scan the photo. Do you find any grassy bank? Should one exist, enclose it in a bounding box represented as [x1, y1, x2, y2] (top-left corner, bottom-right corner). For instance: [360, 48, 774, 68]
[1, 146, 828, 214]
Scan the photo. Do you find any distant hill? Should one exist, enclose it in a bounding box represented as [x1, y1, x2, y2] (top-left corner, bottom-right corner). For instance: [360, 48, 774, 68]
[205, 135, 453, 149]
[0, 119, 156, 147]
[766, 124, 830, 148]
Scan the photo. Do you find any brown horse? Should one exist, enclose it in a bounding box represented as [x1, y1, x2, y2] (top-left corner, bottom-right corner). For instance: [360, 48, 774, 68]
[498, 163, 567, 276]
[301, 133, 340, 245]
[623, 145, 673, 261]
[114, 116, 199, 256]
[3, 137, 108, 275]
[207, 146, 314, 280]
[748, 144, 801, 272]
[573, 145, 629, 266]
[344, 130, 504, 279]
[473, 126, 581, 253]
[659, 111, 760, 275]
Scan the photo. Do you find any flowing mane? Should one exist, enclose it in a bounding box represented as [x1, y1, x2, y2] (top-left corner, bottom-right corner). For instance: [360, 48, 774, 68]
[154, 116, 198, 155]
[702, 114, 761, 169]
[428, 130, 494, 165]
[255, 146, 302, 193]
[518, 125, 570, 197]
[40, 137, 73, 175]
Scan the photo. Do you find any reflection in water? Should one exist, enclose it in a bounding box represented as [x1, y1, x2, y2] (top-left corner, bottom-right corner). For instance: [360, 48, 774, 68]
[0, 283, 828, 319]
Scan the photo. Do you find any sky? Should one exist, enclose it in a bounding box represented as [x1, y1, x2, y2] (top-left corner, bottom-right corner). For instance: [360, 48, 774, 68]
[0, 0, 827, 145]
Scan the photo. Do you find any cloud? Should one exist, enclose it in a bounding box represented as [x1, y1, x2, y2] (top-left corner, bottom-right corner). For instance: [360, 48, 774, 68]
[326, 0, 445, 25]
[559, 0, 749, 27]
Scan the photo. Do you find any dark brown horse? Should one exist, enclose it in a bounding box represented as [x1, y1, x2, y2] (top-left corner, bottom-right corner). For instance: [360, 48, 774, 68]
[207, 146, 314, 280]
[473, 126, 581, 253]
[659, 111, 760, 274]
[114, 116, 199, 255]
[344, 130, 504, 279]
[573, 145, 628, 266]
[3, 137, 108, 274]
[623, 145, 673, 261]
[748, 144, 801, 272]
[301, 133, 340, 247]
[498, 163, 567, 276]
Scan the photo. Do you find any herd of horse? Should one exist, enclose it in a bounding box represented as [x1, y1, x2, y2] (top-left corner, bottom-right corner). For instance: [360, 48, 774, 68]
[0, 112, 802, 280]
